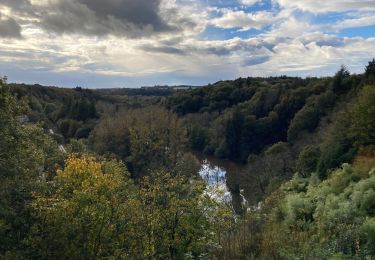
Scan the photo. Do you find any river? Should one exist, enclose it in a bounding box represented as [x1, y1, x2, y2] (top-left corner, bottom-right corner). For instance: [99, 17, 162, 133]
[195, 153, 263, 213]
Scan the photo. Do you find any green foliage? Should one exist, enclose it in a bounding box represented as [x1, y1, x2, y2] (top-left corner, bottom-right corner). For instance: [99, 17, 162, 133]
[317, 138, 356, 179]
[0, 83, 64, 257]
[55, 95, 98, 139]
[219, 160, 375, 259]
[188, 125, 209, 151]
[365, 58, 375, 80]
[173, 152, 201, 178]
[89, 115, 132, 159]
[288, 90, 336, 142]
[283, 193, 315, 225]
[67, 138, 89, 154]
[137, 172, 233, 259]
[57, 96, 98, 122]
[297, 145, 321, 177]
[349, 85, 375, 147]
[317, 84, 375, 178]
[28, 155, 232, 259]
[90, 107, 187, 178]
[332, 65, 351, 94]
[30, 156, 134, 259]
[167, 80, 256, 116]
[168, 76, 329, 162]
[362, 218, 375, 255]
[1, 60, 375, 259]
[10, 84, 98, 140]
[224, 111, 245, 160]
[126, 107, 187, 176]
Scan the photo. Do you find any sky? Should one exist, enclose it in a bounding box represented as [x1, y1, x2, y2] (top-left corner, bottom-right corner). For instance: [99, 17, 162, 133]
[0, 0, 374, 88]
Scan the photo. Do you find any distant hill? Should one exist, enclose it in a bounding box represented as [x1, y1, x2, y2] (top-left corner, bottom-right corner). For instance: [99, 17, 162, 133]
[96, 85, 202, 97]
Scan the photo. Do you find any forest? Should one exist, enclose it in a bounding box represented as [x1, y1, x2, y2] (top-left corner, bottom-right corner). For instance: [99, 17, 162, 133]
[1, 59, 375, 259]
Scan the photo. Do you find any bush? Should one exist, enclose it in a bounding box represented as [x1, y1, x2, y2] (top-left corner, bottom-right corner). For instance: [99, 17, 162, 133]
[362, 218, 375, 255]
[365, 59, 375, 79]
[349, 85, 375, 147]
[288, 91, 336, 142]
[75, 127, 92, 139]
[332, 65, 350, 94]
[297, 146, 321, 177]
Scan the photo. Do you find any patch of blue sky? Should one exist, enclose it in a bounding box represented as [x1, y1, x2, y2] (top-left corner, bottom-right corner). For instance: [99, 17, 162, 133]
[202, 0, 239, 8]
[338, 25, 375, 39]
[200, 0, 275, 12]
[240, 0, 275, 12]
[243, 55, 270, 66]
[200, 25, 264, 40]
[310, 12, 348, 25]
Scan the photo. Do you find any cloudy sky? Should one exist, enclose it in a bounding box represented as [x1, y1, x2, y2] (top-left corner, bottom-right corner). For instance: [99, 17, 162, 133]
[0, 0, 374, 88]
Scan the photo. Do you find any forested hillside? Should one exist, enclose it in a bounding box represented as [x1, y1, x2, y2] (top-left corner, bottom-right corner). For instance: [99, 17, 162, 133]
[0, 59, 374, 259]
[10, 84, 98, 140]
[167, 69, 361, 164]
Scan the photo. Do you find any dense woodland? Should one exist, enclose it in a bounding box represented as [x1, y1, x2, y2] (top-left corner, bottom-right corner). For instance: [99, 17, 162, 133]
[1, 59, 375, 259]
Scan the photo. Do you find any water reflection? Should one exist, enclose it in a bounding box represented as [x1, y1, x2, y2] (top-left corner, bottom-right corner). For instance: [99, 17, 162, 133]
[196, 153, 264, 214]
[198, 158, 249, 213]
[199, 159, 226, 186]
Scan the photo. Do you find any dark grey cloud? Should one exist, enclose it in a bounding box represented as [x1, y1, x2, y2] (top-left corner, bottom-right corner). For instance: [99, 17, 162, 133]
[39, 0, 175, 37]
[0, 0, 32, 11]
[160, 37, 184, 46]
[298, 33, 346, 48]
[139, 42, 236, 56]
[203, 46, 231, 56]
[315, 38, 345, 47]
[0, 17, 22, 38]
[139, 39, 274, 57]
[199, 40, 274, 57]
[79, 0, 170, 31]
[243, 55, 270, 66]
[140, 45, 186, 55]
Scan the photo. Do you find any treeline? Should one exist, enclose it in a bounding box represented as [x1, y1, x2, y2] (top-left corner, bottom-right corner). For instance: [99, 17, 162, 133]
[95, 85, 196, 97]
[167, 67, 367, 164]
[96, 87, 174, 97]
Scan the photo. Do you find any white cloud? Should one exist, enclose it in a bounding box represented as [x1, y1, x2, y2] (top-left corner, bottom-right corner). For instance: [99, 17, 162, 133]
[239, 0, 260, 6]
[211, 10, 275, 30]
[264, 16, 314, 38]
[275, 0, 375, 13]
[240, 36, 375, 77]
[333, 14, 375, 30]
